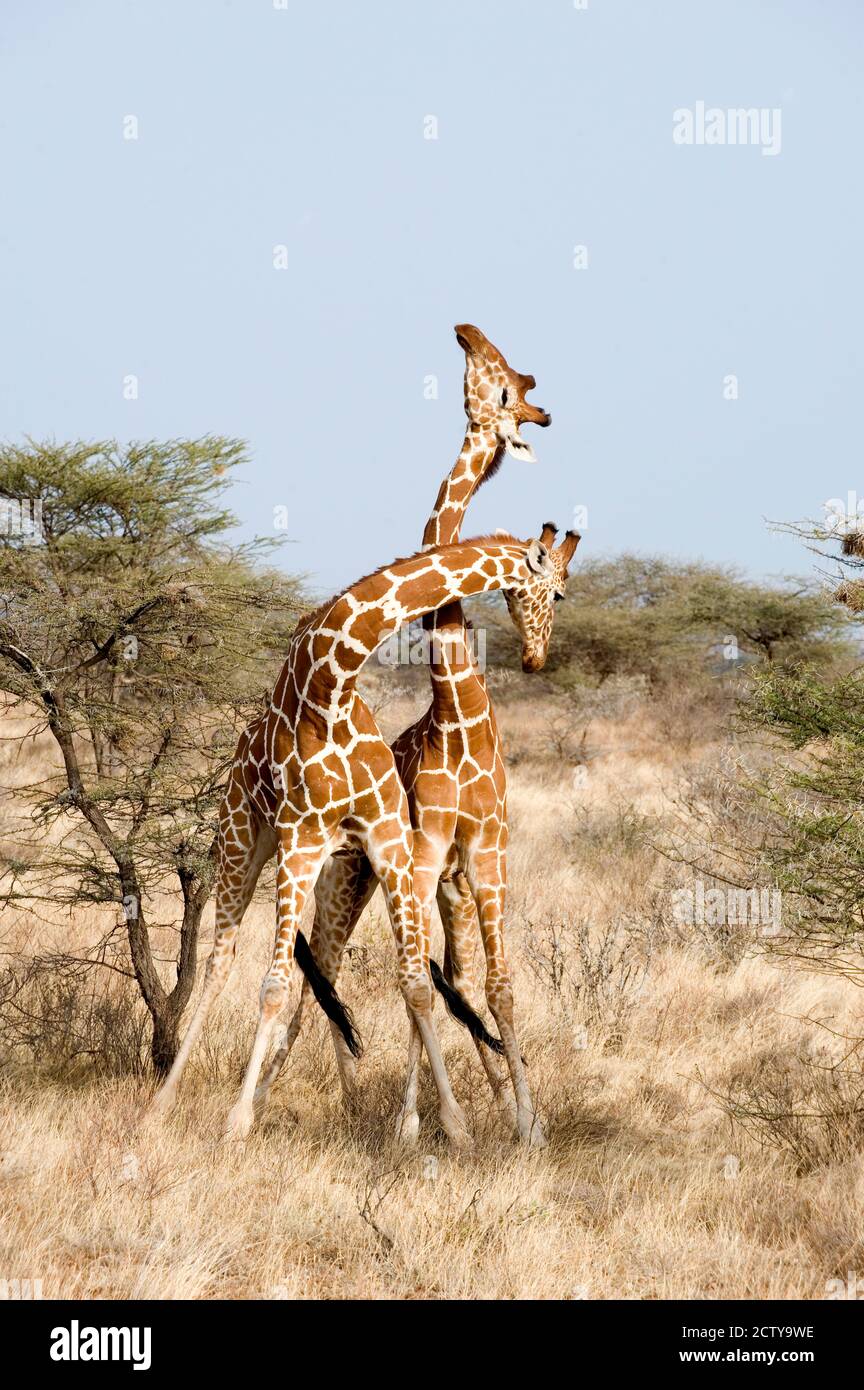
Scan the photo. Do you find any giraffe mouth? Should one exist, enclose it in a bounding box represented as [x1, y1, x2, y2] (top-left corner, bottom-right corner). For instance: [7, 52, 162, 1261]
[500, 418, 538, 463]
[521, 648, 545, 674]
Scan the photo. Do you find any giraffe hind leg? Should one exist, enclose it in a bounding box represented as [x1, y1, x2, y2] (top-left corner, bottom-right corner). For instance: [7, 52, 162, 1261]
[464, 851, 545, 1148]
[254, 848, 376, 1116]
[435, 873, 517, 1128]
[389, 835, 470, 1149]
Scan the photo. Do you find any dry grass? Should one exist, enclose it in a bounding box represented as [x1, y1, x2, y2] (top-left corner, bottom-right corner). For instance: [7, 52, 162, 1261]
[1, 679, 863, 1300]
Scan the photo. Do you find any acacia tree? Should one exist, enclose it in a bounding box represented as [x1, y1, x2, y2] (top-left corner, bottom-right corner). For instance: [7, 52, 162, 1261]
[0, 439, 305, 1071]
[681, 572, 852, 664]
[729, 509, 864, 985]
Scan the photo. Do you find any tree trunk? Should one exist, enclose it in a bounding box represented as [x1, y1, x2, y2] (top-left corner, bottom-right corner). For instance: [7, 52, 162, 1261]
[147, 897, 205, 1075]
[150, 1004, 180, 1076]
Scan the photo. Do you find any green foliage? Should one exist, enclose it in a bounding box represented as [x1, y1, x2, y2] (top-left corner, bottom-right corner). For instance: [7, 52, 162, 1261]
[733, 507, 864, 985]
[0, 438, 307, 1069]
[741, 662, 864, 984]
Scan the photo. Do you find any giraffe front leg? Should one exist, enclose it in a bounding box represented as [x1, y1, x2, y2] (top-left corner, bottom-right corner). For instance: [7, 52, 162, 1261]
[224, 833, 329, 1141]
[465, 848, 546, 1148]
[437, 872, 517, 1128]
[147, 809, 274, 1120]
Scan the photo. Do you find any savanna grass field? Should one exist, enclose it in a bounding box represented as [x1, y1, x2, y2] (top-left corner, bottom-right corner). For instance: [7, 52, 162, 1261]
[3, 656, 863, 1302]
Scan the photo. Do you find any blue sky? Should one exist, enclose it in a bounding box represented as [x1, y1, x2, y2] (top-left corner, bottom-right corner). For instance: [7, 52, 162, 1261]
[1, 0, 861, 594]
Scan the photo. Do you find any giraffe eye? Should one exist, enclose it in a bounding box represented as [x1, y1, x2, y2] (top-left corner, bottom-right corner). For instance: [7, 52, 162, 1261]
[554, 591, 564, 603]
[501, 388, 508, 407]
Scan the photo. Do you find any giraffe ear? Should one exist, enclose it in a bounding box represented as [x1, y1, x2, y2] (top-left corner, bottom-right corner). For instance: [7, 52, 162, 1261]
[499, 416, 537, 463]
[526, 538, 551, 575]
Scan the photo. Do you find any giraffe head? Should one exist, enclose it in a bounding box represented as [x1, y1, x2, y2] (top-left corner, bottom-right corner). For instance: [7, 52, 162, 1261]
[504, 523, 580, 673]
[454, 323, 550, 463]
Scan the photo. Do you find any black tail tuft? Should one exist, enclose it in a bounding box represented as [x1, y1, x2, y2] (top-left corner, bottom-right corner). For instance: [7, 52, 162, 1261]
[295, 930, 362, 1058]
[430, 958, 504, 1055]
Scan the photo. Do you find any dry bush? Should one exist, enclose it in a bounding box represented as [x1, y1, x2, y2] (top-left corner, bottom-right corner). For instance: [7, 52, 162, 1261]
[653, 746, 786, 965]
[565, 802, 651, 865]
[648, 674, 736, 753]
[540, 678, 649, 764]
[523, 916, 650, 1052]
[711, 1045, 864, 1175]
[0, 958, 149, 1078]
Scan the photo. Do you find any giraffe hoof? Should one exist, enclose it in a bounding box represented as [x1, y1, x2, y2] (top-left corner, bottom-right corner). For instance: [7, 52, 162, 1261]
[223, 1106, 254, 1143]
[441, 1108, 473, 1151]
[338, 1062, 359, 1096]
[340, 1089, 361, 1117]
[446, 1128, 473, 1152]
[395, 1112, 420, 1146]
[145, 1088, 176, 1122]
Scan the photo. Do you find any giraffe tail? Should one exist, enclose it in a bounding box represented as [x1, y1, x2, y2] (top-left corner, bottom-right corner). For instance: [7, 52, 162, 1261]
[295, 930, 363, 1058]
[429, 959, 505, 1055]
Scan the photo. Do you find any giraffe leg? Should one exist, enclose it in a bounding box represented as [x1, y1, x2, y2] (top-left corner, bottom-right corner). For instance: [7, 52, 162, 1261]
[147, 789, 275, 1119]
[385, 831, 470, 1149]
[437, 872, 517, 1128]
[322, 858, 378, 1096]
[254, 848, 376, 1116]
[394, 1014, 423, 1145]
[464, 843, 546, 1148]
[224, 831, 330, 1141]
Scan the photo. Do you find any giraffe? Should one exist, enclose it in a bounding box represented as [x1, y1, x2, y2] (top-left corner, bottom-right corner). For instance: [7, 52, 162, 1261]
[148, 529, 572, 1146]
[255, 325, 580, 1147]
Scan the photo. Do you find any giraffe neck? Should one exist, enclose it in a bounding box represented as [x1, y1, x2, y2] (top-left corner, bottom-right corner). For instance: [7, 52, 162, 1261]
[279, 540, 529, 721]
[422, 425, 502, 551]
[422, 426, 501, 694]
